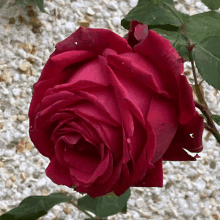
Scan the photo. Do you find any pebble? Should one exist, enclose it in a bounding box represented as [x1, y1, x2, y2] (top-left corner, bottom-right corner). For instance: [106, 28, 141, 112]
[129, 0, 138, 8]
[194, 179, 206, 191]
[107, 1, 119, 11]
[136, 197, 146, 208]
[4, 149, 16, 157]
[87, 7, 95, 16]
[65, 22, 75, 32]
[128, 198, 136, 207]
[103, 11, 111, 18]
[183, 209, 195, 218]
[111, 16, 121, 26]
[36, 177, 47, 190]
[200, 206, 210, 217]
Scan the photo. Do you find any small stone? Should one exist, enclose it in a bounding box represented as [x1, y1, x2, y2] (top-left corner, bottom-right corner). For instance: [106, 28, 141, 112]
[37, 158, 44, 167]
[165, 181, 173, 189]
[18, 61, 32, 72]
[107, 1, 118, 11]
[168, 201, 178, 217]
[210, 161, 216, 169]
[154, 197, 161, 203]
[103, 11, 111, 18]
[203, 158, 209, 165]
[112, 16, 121, 26]
[210, 190, 217, 198]
[176, 173, 184, 181]
[78, 19, 90, 28]
[136, 197, 146, 208]
[86, 7, 95, 16]
[209, 198, 217, 206]
[10, 175, 17, 182]
[12, 88, 21, 97]
[0, 67, 12, 85]
[65, 22, 75, 32]
[194, 179, 206, 191]
[25, 141, 33, 152]
[171, 161, 180, 167]
[29, 17, 43, 27]
[31, 46, 38, 55]
[17, 115, 26, 121]
[5, 179, 13, 188]
[84, 14, 94, 23]
[200, 192, 208, 200]
[139, 210, 151, 218]
[21, 89, 27, 98]
[107, 19, 115, 31]
[11, 115, 17, 122]
[17, 140, 26, 153]
[27, 9, 37, 18]
[212, 213, 219, 220]
[0, 161, 4, 168]
[37, 178, 47, 189]
[128, 198, 136, 206]
[41, 189, 48, 196]
[26, 57, 35, 64]
[32, 26, 40, 33]
[63, 206, 72, 214]
[18, 15, 26, 23]
[149, 205, 158, 213]
[200, 206, 210, 217]
[183, 209, 195, 218]
[9, 17, 15, 24]
[163, 169, 168, 174]
[135, 187, 144, 193]
[4, 149, 15, 157]
[23, 43, 33, 54]
[20, 172, 27, 181]
[192, 174, 201, 181]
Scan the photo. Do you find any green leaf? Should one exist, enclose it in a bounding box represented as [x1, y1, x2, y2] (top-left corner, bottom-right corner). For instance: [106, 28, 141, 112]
[77, 188, 131, 218]
[193, 36, 220, 90]
[212, 114, 220, 125]
[0, 193, 72, 220]
[184, 11, 220, 44]
[121, 0, 189, 30]
[201, 0, 220, 10]
[120, 203, 127, 214]
[36, 0, 45, 12]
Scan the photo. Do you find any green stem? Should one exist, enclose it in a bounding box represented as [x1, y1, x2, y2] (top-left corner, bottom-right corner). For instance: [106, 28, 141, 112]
[195, 101, 220, 144]
[68, 199, 95, 219]
[181, 23, 220, 144]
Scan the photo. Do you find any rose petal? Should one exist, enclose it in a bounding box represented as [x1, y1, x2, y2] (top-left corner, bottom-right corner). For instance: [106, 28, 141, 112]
[29, 50, 95, 128]
[46, 156, 72, 187]
[128, 120, 156, 186]
[148, 92, 179, 164]
[29, 129, 55, 160]
[75, 159, 123, 199]
[135, 158, 163, 187]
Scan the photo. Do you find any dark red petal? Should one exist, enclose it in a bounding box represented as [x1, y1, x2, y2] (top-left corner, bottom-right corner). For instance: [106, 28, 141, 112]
[45, 156, 72, 187]
[29, 129, 55, 160]
[135, 158, 163, 187]
[148, 93, 179, 164]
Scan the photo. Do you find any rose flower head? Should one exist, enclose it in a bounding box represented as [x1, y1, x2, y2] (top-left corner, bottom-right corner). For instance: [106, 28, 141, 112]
[28, 21, 204, 199]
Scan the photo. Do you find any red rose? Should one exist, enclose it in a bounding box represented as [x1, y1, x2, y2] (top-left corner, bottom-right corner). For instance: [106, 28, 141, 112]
[28, 20, 204, 199]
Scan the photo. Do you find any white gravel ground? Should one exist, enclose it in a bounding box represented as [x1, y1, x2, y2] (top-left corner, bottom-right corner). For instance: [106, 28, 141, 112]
[0, 0, 220, 219]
